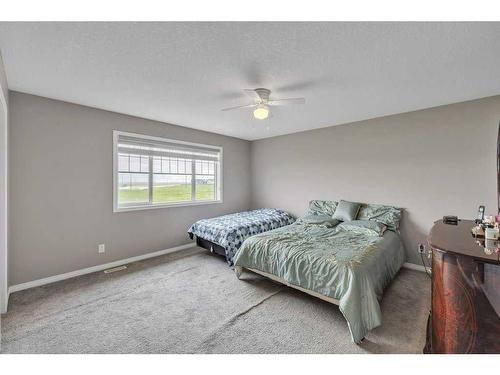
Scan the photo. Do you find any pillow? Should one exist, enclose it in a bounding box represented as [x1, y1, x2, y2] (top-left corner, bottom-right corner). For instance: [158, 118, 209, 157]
[332, 200, 361, 222]
[297, 214, 339, 228]
[337, 220, 387, 237]
[357, 203, 402, 231]
[308, 200, 338, 216]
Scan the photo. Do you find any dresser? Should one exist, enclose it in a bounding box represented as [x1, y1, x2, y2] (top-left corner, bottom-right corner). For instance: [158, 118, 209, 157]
[426, 219, 500, 353]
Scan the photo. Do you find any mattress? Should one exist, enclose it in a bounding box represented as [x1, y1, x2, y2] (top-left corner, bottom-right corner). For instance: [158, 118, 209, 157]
[188, 208, 296, 265]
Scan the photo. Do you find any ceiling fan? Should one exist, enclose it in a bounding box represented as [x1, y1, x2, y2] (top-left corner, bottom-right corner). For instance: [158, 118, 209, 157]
[221, 88, 305, 120]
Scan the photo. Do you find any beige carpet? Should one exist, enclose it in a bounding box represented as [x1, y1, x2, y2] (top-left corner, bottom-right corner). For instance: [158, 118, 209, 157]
[1, 247, 430, 353]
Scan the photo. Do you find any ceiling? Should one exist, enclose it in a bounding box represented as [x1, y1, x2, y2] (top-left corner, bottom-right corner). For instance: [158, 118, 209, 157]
[0, 22, 499, 140]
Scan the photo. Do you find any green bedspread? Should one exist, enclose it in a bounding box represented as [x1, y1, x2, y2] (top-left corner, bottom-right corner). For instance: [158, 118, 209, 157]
[233, 223, 405, 343]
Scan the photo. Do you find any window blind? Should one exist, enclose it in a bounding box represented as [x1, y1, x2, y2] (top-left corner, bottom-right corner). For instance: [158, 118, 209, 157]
[117, 134, 220, 161]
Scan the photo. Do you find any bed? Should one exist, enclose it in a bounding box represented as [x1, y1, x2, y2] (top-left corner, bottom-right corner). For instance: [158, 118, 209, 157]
[188, 208, 296, 265]
[232, 200, 405, 344]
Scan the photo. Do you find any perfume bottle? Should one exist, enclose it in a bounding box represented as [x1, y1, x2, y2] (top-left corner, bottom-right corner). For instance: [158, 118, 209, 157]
[485, 227, 499, 240]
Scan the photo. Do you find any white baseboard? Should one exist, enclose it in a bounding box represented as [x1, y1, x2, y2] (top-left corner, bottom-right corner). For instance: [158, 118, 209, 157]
[5, 244, 429, 305]
[1, 295, 6, 314]
[8, 242, 196, 295]
[403, 262, 430, 273]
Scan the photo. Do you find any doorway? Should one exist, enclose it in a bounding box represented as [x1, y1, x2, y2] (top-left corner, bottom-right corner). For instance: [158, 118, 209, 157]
[0, 90, 7, 315]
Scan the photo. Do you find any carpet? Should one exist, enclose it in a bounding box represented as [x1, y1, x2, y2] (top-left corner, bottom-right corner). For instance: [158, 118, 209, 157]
[1, 247, 430, 353]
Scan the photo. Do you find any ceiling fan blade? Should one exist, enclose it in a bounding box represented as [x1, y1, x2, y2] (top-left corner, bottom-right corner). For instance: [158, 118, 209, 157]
[221, 103, 258, 112]
[243, 89, 261, 100]
[267, 97, 305, 106]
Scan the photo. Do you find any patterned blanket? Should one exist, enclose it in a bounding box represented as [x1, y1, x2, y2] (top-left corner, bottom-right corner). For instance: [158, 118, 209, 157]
[188, 208, 296, 265]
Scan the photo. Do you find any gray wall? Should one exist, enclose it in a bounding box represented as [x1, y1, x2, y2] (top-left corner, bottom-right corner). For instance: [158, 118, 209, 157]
[8, 91, 500, 284]
[251, 96, 500, 265]
[9, 92, 251, 285]
[0, 53, 7, 103]
[0, 51, 8, 315]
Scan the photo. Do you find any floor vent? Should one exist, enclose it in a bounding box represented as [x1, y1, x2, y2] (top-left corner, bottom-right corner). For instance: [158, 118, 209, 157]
[103, 265, 128, 274]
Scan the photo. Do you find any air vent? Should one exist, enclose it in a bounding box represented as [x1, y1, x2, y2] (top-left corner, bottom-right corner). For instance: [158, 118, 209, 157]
[103, 265, 127, 274]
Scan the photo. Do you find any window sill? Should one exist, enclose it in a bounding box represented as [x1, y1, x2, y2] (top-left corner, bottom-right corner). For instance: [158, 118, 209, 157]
[113, 199, 223, 213]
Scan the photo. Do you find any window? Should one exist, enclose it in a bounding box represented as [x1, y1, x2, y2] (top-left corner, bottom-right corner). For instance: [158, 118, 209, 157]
[113, 131, 222, 211]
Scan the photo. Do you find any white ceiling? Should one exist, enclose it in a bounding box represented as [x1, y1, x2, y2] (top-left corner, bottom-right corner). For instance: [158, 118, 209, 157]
[0, 22, 500, 140]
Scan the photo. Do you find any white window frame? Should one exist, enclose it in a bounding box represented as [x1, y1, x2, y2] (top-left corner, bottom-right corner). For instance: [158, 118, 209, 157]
[113, 130, 223, 212]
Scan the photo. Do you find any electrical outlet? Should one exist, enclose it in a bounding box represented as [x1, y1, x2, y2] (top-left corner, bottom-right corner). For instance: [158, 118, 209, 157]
[98, 244, 105, 254]
[418, 244, 425, 254]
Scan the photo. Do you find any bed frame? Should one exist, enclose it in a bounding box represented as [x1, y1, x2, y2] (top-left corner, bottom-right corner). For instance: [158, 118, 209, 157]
[195, 236, 227, 257]
[234, 266, 340, 305]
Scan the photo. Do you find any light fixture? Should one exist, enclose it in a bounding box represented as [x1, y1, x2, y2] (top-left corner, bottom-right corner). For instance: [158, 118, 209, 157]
[253, 105, 269, 120]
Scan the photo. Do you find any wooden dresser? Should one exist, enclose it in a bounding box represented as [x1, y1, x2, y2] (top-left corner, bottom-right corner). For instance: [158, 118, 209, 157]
[426, 219, 500, 353]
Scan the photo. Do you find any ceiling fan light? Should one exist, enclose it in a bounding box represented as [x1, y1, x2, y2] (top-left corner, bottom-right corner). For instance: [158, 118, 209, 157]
[253, 105, 269, 120]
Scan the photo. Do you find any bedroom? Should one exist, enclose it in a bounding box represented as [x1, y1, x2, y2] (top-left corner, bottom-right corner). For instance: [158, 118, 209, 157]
[0, 1, 499, 372]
